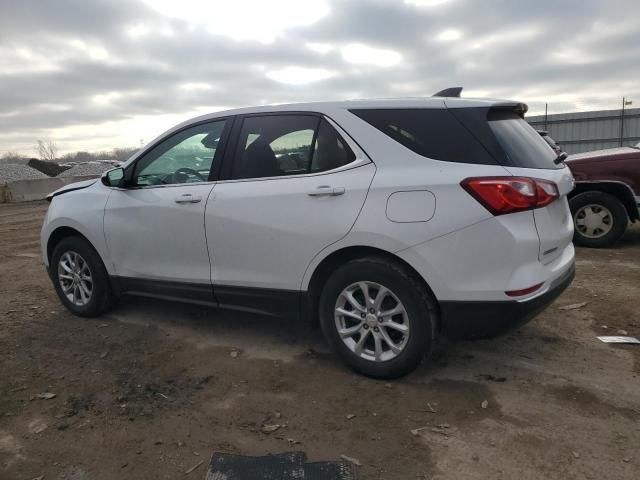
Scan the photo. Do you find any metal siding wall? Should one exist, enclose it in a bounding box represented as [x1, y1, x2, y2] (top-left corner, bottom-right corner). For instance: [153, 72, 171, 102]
[527, 108, 640, 154]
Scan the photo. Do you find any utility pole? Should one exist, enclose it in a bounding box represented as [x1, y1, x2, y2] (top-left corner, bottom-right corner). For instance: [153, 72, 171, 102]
[544, 103, 548, 131]
[620, 97, 625, 147]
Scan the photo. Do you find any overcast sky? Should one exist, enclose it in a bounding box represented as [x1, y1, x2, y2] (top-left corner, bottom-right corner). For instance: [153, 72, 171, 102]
[1, 0, 639, 155]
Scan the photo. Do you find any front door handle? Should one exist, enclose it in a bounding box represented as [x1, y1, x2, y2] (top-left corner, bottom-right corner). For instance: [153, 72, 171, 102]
[174, 193, 202, 204]
[307, 186, 346, 197]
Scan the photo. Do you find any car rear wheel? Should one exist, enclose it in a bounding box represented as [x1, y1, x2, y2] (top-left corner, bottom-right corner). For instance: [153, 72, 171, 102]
[570, 191, 628, 248]
[319, 257, 436, 379]
[51, 236, 115, 317]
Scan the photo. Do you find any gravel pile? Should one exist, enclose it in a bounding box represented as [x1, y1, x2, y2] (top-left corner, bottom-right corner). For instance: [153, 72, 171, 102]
[57, 163, 114, 177]
[0, 164, 49, 184]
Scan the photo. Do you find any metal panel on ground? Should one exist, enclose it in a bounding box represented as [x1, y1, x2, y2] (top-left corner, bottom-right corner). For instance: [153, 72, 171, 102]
[206, 452, 357, 480]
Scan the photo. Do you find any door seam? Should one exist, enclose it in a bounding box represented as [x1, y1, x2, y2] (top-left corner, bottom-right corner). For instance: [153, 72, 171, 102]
[203, 183, 219, 305]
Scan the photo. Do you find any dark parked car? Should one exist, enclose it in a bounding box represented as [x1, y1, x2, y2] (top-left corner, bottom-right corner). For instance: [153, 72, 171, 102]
[537, 130, 563, 155]
[566, 143, 640, 247]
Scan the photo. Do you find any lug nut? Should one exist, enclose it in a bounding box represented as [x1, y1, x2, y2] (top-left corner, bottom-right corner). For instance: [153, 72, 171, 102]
[369, 308, 375, 314]
[360, 313, 366, 318]
[378, 317, 383, 322]
[374, 327, 379, 332]
[363, 324, 369, 330]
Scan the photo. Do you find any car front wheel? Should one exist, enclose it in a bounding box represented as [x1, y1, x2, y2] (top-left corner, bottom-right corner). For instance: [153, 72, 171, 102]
[319, 257, 436, 379]
[51, 236, 115, 317]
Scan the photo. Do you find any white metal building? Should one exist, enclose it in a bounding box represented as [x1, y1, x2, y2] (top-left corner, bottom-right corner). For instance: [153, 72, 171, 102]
[527, 107, 640, 154]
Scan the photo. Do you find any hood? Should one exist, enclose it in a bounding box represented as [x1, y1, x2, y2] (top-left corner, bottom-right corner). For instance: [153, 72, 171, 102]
[46, 179, 97, 202]
[567, 147, 639, 163]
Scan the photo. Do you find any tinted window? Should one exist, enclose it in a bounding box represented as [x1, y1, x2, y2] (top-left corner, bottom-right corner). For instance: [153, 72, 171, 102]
[233, 115, 318, 179]
[134, 120, 227, 186]
[270, 128, 315, 174]
[311, 120, 356, 172]
[541, 133, 561, 152]
[232, 115, 356, 180]
[351, 108, 496, 165]
[488, 111, 561, 169]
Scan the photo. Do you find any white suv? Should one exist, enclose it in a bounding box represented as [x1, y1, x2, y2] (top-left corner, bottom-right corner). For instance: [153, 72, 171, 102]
[41, 93, 576, 378]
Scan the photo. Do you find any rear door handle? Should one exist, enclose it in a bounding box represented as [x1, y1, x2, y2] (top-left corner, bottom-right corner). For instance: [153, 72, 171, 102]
[307, 186, 345, 197]
[174, 193, 202, 204]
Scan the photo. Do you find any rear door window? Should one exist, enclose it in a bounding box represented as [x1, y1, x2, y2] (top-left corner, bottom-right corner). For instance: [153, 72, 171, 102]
[350, 108, 497, 165]
[488, 110, 561, 169]
[311, 119, 356, 172]
[232, 115, 318, 179]
[231, 115, 357, 180]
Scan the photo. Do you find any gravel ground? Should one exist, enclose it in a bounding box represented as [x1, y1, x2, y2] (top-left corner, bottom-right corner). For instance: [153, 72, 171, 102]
[0, 201, 639, 480]
[57, 163, 114, 177]
[0, 164, 48, 184]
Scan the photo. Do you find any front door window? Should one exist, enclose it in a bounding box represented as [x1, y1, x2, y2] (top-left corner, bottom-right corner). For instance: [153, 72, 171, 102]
[133, 119, 227, 186]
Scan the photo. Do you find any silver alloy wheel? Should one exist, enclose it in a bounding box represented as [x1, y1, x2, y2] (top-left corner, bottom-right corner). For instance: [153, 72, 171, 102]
[57, 251, 93, 306]
[574, 203, 613, 239]
[334, 281, 410, 362]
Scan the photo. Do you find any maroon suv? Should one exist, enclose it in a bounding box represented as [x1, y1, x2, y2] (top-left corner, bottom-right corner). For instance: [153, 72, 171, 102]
[566, 142, 640, 247]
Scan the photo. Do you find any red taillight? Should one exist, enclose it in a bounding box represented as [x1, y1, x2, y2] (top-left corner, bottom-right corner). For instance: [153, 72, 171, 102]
[535, 179, 559, 207]
[461, 177, 559, 215]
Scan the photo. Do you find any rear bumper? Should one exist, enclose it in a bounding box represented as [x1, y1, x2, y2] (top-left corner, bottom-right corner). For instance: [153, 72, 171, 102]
[440, 262, 575, 340]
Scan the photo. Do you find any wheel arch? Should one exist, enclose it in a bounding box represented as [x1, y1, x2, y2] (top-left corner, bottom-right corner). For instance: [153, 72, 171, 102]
[305, 245, 440, 329]
[46, 225, 120, 294]
[47, 226, 98, 266]
[569, 181, 638, 222]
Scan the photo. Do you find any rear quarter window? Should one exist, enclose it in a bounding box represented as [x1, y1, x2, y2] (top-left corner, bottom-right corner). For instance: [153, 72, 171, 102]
[350, 108, 497, 165]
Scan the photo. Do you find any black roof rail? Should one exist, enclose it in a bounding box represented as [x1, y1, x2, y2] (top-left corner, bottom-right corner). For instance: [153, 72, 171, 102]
[432, 87, 463, 98]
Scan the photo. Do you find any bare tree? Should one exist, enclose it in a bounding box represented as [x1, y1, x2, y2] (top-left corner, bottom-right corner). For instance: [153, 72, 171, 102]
[1, 151, 28, 163]
[35, 139, 58, 161]
[112, 147, 139, 162]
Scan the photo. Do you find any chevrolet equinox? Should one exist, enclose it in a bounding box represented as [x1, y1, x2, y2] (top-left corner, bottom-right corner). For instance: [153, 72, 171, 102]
[42, 92, 576, 378]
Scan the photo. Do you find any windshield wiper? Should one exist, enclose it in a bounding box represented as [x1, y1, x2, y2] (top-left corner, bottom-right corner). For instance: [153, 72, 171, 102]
[553, 152, 568, 165]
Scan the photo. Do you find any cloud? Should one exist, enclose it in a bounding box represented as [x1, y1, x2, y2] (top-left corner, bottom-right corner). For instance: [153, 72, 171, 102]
[0, 0, 639, 154]
[341, 43, 402, 67]
[266, 66, 335, 85]
[437, 29, 462, 42]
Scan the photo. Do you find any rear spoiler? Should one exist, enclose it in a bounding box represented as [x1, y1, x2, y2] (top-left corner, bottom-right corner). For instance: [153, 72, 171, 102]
[489, 102, 529, 117]
[435, 88, 529, 117]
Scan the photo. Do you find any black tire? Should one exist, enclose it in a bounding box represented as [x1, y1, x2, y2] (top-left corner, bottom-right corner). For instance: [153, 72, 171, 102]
[319, 256, 437, 379]
[570, 191, 628, 248]
[50, 236, 115, 317]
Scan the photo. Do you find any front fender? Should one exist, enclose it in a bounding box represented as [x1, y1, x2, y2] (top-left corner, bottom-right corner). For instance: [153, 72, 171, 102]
[41, 184, 113, 272]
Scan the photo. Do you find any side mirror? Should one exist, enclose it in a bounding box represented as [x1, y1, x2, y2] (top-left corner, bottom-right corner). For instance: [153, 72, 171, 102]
[102, 167, 125, 187]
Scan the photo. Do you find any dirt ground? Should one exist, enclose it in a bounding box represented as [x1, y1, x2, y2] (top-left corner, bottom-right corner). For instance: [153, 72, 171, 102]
[1, 201, 639, 480]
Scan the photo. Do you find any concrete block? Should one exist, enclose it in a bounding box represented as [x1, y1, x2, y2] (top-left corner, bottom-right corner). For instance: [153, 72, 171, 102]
[3, 176, 100, 203]
[0, 184, 9, 203]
